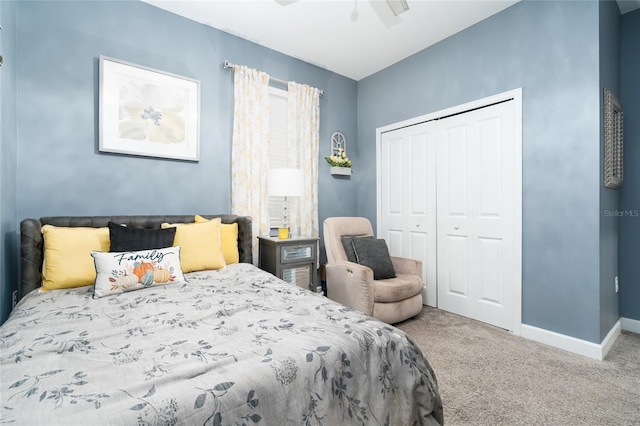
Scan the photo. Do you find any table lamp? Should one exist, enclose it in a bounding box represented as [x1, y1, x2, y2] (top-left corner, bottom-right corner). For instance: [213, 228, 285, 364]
[268, 168, 304, 239]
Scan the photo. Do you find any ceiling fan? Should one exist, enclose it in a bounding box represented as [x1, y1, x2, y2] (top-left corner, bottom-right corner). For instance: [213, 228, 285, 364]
[385, 0, 410, 16]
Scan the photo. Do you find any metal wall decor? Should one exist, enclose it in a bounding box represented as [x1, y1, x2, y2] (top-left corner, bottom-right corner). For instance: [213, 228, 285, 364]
[330, 131, 346, 156]
[327, 131, 351, 176]
[603, 88, 624, 189]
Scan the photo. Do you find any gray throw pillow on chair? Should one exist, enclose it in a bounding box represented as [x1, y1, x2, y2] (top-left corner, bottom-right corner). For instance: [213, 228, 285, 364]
[352, 237, 396, 280]
[341, 235, 372, 263]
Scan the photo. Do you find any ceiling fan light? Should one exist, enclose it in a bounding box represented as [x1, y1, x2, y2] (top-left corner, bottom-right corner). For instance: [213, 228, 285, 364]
[386, 0, 409, 16]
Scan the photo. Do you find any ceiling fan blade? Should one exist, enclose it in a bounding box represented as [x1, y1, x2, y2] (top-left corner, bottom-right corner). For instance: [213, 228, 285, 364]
[386, 0, 409, 16]
[369, 0, 402, 28]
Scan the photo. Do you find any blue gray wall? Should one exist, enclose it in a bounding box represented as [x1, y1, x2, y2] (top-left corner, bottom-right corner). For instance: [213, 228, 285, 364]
[357, 1, 605, 343]
[620, 8, 640, 322]
[0, 0, 357, 322]
[0, 0, 19, 324]
[598, 0, 621, 339]
[1, 0, 636, 340]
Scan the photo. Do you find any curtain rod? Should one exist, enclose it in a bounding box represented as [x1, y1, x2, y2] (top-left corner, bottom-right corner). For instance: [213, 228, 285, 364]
[223, 60, 324, 97]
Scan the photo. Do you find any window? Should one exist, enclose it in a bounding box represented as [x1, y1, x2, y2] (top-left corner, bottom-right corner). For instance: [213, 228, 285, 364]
[268, 87, 288, 227]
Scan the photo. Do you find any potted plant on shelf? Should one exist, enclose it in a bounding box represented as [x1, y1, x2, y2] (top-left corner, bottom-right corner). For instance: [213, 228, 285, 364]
[325, 148, 352, 176]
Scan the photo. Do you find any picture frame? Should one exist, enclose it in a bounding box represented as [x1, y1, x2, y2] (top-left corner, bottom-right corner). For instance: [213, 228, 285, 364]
[603, 88, 623, 189]
[99, 56, 200, 162]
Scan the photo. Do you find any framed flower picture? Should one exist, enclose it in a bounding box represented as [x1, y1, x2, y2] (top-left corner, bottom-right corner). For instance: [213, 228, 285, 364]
[99, 56, 200, 161]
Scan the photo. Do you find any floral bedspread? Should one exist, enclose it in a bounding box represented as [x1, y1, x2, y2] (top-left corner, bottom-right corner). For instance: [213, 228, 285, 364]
[0, 263, 443, 425]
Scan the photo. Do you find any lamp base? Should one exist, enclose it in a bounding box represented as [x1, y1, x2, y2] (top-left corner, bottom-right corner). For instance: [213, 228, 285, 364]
[278, 227, 290, 239]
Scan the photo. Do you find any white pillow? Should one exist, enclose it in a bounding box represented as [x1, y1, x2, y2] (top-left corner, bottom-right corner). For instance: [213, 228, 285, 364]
[92, 246, 186, 298]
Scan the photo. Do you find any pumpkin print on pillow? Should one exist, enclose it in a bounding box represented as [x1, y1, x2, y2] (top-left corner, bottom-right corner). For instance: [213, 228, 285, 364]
[92, 246, 187, 298]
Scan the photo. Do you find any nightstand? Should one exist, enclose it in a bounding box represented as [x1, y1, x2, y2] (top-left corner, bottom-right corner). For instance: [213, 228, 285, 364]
[258, 235, 319, 292]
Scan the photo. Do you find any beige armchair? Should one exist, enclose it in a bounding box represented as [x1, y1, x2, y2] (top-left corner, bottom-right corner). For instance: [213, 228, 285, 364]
[323, 217, 424, 324]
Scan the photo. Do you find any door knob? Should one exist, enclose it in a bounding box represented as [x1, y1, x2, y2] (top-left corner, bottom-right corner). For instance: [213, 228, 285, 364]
[454, 225, 459, 230]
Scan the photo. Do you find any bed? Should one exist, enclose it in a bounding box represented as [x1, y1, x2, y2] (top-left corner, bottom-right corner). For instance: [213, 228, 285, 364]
[0, 214, 443, 425]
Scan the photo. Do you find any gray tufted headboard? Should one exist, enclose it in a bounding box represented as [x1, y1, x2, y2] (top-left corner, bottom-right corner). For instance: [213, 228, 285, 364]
[20, 214, 253, 300]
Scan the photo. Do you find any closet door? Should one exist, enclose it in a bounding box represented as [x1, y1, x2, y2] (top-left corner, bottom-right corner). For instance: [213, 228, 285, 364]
[380, 122, 437, 306]
[436, 100, 516, 330]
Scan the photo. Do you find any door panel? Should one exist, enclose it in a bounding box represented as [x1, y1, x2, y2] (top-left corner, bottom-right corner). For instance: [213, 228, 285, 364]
[380, 122, 437, 306]
[445, 127, 468, 216]
[410, 136, 428, 216]
[386, 137, 404, 215]
[478, 237, 502, 304]
[437, 119, 472, 317]
[387, 229, 403, 255]
[437, 101, 515, 330]
[409, 231, 428, 262]
[447, 236, 469, 297]
[478, 118, 503, 216]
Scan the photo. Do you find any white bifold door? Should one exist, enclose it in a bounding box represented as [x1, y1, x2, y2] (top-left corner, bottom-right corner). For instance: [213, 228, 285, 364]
[379, 99, 519, 331]
[379, 121, 438, 307]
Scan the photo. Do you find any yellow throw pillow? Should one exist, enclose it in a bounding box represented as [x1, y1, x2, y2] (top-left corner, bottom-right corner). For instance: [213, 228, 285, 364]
[195, 215, 239, 264]
[41, 225, 110, 291]
[162, 219, 226, 272]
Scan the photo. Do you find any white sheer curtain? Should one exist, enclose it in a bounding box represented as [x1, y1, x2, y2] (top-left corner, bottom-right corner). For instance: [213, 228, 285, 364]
[287, 82, 321, 238]
[230, 65, 270, 263]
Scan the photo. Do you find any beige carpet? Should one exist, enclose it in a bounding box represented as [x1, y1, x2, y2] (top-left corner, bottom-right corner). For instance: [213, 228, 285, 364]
[396, 307, 640, 426]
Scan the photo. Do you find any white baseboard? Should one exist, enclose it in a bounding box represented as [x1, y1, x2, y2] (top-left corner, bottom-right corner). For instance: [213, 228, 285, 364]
[601, 319, 623, 359]
[521, 319, 622, 361]
[622, 317, 640, 334]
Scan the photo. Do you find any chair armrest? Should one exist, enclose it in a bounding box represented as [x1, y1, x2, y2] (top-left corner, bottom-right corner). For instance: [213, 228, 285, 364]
[325, 261, 375, 316]
[390, 256, 422, 277]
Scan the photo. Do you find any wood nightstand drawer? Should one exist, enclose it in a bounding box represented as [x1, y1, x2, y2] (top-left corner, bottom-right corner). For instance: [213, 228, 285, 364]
[282, 265, 313, 288]
[281, 244, 314, 263]
[258, 236, 319, 292]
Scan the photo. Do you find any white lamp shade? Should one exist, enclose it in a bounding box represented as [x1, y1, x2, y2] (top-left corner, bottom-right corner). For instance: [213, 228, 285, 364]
[268, 168, 304, 197]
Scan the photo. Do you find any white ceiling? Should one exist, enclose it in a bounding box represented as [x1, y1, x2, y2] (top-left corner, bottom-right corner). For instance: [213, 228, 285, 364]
[142, 0, 520, 81]
[142, 0, 640, 81]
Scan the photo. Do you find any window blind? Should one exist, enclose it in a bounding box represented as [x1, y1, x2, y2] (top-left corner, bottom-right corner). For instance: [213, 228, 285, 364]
[268, 87, 288, 227]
